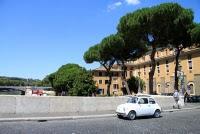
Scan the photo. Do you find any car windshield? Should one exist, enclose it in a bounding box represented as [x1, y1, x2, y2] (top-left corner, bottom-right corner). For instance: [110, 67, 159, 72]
[127, 97, 138, 103]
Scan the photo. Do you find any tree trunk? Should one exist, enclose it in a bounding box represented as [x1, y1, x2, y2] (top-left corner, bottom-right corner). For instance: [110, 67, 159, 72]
[149, 45, 156, 94]
[102, 65, 112, 96]
[121, 62, 131, 95]
[102, 62, 115, 96]
[107, 73, 112, 96]
[174, 48, 181, 91]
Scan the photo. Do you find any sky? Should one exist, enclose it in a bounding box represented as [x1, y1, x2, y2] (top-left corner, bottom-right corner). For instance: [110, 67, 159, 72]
[0, 0, 200, 80]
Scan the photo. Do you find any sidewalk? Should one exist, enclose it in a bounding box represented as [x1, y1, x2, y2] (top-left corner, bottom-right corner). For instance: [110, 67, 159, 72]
[0, 103, 199, 122]
[163, 102, 200, 112]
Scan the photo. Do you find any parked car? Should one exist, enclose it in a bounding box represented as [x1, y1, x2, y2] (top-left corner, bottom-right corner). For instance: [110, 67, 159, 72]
[187, 96, 200, 103]
[116, 95, 161, 120]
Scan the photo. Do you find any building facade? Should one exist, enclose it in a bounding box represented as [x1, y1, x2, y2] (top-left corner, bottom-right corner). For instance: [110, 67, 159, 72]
[93, 66, 124, 96]
[93, 47, 200, 96]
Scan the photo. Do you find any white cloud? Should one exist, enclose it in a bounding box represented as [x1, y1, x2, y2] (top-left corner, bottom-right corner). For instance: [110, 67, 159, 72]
[125, 0, 141, 5]
[107, 1, 122, 11]
[107, 0, 141, 12]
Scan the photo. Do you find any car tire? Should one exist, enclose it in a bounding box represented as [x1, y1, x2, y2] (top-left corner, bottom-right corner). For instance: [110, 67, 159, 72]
[154, 109, 161, 118]
[128, 111, 136, 120]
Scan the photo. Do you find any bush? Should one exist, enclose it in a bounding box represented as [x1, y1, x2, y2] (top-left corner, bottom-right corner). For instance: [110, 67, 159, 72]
[127, 76, 145, 94]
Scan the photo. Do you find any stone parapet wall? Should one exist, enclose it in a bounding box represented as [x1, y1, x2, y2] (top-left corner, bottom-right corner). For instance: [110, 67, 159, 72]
[0, 96, 174, 114]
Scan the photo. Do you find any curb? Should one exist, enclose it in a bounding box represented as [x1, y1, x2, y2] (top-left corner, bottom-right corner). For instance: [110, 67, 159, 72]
[0, 114, 116, 122]
[0, 106, 199, 122]
[162, 106, 200, 112]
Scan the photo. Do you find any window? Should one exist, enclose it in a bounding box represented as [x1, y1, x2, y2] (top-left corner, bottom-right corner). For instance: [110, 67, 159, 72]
[166, 83, 170, 93]
[138, 72, 141, 77]
[130, 71, 133, 77]
[99, 80, 102, 84]
[105, 72, 108, 76]
[142, 56, 145, 61]
[124, 71, 127, 77]
[188, 55, 193, 70]
[144, 65, 146, 75]
[105, 80, 109, 84]
[165, 49, 168, 55]
[157, 84, 161, 93]
[157, 52, 159, 57]
[113, 84, 119, 89]
[127, 97, 138, 103]
[160, 51, 163, 56]
[99, 72, 102, 76]
[166, 60, 169, 73]
[113, 72, 118, 77]
[187, 83, 194, 95]
[149, 98, 156, 104]
[113, 77, 118, 82]
[189, 84, 194, 94]
[157, 62, 160, 74]
[138, 67, 141, 76]
[138, 98, 148, 104]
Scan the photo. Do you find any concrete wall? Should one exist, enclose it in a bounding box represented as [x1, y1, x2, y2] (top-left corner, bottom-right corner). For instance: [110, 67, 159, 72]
[0, 96, 174, 114]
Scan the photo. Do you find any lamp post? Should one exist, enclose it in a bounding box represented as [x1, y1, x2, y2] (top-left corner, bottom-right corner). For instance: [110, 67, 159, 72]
[138, 71, 141, 93]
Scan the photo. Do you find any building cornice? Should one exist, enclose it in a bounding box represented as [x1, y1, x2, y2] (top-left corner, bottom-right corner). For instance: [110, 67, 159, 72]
[126, 48, 200, 67]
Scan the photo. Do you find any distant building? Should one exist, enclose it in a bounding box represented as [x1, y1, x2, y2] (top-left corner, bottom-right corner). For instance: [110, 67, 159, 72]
[93, 65, 124, 96]
[93, 47, 200, 96]
[0, 86, 54, 96]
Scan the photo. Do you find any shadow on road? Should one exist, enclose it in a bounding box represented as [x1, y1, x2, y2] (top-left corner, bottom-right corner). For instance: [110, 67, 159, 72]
[117, 115, 163, 121]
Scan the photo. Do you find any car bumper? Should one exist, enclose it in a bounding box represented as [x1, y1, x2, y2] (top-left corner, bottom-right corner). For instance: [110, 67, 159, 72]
[116, 112, 127, 117]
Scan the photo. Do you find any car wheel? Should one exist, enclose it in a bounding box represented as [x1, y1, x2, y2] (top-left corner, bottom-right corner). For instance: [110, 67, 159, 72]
[128, 111, 136, 120]
[154, 109, 161, 118]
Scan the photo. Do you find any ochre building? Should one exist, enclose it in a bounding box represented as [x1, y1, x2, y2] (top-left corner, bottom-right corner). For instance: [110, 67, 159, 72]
[93, 47, 200, 96]
[93, 66, 124, 95]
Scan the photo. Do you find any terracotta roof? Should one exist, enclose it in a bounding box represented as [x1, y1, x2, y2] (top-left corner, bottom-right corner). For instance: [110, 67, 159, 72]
[94, 66, 122, 72]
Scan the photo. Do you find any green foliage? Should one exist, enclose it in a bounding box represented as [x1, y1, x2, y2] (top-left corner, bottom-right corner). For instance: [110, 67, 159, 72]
[70, 70, 95, 96]
[52, 64, 96, 96]
[41, 73, 56, 87]
[118, 3, 194, 48]
[127, 76, 145, 94]
[0, 76, 41, 86]
[84, 34, 126, 96]
[100, 34, 125, 61]
[191, 24, 200, 45]
[118, 2, 195, 93]
[84, 34, 122, 68]
[84, 44, 100, 64]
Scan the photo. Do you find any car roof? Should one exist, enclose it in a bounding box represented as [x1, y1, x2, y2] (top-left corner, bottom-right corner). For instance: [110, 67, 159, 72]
[137, 95, 152, 98]
[127, 95, 152, 98]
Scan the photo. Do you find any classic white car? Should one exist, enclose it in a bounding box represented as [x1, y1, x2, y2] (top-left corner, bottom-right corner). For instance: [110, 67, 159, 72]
[116, 95, 161, 120]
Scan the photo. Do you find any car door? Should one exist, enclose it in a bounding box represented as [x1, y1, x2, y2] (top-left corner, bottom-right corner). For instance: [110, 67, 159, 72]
[137, 98, 150, 116]
[148, 98, 157, 115]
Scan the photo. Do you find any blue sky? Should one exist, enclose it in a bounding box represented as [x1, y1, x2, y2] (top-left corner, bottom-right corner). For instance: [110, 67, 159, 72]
[0, 0, 200, 80]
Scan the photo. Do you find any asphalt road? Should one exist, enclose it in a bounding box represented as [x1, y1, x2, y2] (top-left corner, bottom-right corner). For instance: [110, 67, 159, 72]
[0, 109, 200, 134]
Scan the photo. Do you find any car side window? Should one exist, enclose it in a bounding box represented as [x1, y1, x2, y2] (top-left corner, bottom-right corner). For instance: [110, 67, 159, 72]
[138, 98, 148, 104]
[149, 98, 156, 104]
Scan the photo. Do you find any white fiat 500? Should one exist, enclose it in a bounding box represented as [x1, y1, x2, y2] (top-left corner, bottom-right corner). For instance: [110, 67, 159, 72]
[116, 95, 161, 120]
